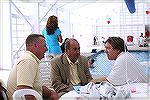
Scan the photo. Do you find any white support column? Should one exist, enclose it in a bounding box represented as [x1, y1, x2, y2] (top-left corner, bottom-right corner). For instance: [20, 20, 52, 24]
[31, 2, 39, 34]
[0, 0, 2, 69]
[0, 0, 12, 69]
[63, 8, 71, 38]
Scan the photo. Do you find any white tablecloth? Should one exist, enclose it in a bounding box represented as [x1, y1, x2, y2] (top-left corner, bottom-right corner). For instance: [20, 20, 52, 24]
[59, 83, 149, 100]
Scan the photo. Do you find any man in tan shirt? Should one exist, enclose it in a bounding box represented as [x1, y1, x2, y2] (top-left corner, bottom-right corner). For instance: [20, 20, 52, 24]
[7, 34, 58, 100]
[50, 38, 93, 97]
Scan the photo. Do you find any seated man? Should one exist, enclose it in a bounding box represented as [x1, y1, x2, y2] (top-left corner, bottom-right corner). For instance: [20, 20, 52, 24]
[126, 36, 134, 46]
[7, 34, 58, 100]
[91, 37, 147, 85]
[50, 38, 93, 97]
[88, 58, 95, 68]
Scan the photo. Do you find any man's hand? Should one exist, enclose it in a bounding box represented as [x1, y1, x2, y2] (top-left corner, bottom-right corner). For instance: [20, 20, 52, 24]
[42, 85, 58, 100]
[50, 90, 59, 100]
[90, 77, 108, 84]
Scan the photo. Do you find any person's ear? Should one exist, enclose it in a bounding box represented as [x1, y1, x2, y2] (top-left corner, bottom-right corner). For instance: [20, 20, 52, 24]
[34, 43, 36, 47]
[33, 39, 38, 48]
[34, 43, 38, 48]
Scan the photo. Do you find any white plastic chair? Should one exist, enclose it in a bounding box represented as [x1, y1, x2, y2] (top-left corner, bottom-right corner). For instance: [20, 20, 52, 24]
[13, 89, 42, 100]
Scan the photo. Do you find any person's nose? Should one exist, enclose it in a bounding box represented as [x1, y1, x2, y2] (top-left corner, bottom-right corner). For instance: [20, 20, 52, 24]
[45, 46, 48, 52]
[77, 50, 80, 54]
[104, 48, 107, 53]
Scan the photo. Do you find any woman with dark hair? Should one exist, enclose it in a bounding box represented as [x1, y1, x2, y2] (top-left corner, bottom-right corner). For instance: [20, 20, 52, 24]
[60, 38, 69, 53]
[42, 15, 63, 57]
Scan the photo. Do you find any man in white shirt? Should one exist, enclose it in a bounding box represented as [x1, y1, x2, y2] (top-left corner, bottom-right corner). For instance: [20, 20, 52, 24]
[91, 37, 147, 85]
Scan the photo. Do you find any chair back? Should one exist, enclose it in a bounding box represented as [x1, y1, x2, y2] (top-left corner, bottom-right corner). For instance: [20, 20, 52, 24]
[13, 89, 42, 100]
[0, 79, 9, 100]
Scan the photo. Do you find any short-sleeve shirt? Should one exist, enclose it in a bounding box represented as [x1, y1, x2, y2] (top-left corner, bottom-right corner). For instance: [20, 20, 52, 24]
[107, 52, 147, 86]
[42, 27, 62, 55]
[7, 51, 42, 99]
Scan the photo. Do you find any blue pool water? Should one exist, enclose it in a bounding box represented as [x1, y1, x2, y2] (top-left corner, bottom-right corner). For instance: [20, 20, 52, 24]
[90, 51, 149, 76]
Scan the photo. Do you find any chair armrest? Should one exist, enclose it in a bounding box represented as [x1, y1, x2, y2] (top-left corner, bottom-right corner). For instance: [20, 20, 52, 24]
[13, 89, 42, 100]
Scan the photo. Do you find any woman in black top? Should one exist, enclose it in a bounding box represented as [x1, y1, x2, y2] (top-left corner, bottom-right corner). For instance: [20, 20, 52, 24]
[60, 38, 69, 53]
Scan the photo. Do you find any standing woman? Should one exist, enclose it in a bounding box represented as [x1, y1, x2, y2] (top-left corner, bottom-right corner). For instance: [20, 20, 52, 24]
[42, 15, 63, 58]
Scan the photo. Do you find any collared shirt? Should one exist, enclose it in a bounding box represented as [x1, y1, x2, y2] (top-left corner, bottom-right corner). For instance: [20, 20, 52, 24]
[65, 54, 81, 85]
[7, 51, 42, 99]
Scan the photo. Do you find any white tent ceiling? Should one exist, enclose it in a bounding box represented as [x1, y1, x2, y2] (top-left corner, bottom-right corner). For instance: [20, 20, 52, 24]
[11, 0, 150, 23]
[14, 0, 148, 8]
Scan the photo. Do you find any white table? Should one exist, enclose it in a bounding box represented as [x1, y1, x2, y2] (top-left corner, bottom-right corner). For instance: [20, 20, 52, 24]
[59, 83, 149, 100]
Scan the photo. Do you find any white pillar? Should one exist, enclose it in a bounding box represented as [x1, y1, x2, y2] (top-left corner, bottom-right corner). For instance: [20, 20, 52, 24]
[0, 0, 12, 69]
[0, 0, 2, 69]
[63, 8, 71, 38]
[31, 3, 39, 34]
